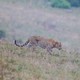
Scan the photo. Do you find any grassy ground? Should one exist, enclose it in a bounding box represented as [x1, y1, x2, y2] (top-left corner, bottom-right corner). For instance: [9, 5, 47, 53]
[0, 40, 80, 80]
[0, 1, 80, 80]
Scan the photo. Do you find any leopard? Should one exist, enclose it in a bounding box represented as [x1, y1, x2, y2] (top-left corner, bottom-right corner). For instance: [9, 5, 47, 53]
[14, 36, 62, 54]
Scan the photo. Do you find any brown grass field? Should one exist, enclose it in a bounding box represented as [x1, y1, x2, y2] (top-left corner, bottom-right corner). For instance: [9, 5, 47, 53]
[0, 1, 80, 80]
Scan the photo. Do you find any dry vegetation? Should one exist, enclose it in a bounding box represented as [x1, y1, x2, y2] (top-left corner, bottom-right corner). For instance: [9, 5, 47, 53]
[0, 1, 80, 80]
[0, 40, 80, 80]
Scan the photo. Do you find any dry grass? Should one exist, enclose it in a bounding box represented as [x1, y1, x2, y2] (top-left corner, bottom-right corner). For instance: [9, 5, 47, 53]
[0, 40, 80, 80]
[0, 1, 80, 80]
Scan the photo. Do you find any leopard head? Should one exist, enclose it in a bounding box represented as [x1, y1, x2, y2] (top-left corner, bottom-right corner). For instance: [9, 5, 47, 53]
[54, 42, 62, 50]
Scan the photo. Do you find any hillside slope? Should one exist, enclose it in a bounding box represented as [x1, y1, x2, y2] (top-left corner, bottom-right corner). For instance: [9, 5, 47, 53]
[0, 40, 80, 80]
[0, 2, 80, 50]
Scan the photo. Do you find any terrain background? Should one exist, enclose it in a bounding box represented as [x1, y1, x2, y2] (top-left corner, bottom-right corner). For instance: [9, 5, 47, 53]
[0, 0, 80, 51]
[0, 0, 80, 80]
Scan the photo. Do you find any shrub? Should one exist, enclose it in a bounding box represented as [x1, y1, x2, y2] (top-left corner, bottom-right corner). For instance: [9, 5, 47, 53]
[49, 0, 80, 8]
[0, 30, 6, 39]
[67, 0, 80, 7]
[50, 0, 71, 8]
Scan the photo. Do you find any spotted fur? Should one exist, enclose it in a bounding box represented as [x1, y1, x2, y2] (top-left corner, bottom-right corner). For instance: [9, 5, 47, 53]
[15, 36, 62, 54]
